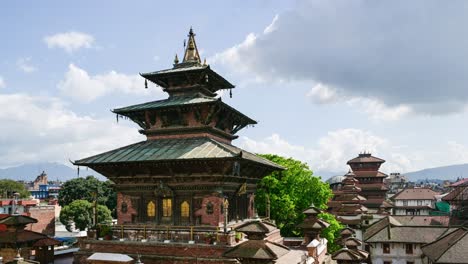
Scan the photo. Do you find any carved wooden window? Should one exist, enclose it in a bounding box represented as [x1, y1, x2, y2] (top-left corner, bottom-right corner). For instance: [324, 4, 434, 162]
[147, 201, 156, 217]
[405, 243, 413, 254]
[206, 201, 214, 215]
[383, 243, 390, 254]
[163, 198, 172, 217]
[181, 201, 190, 218]
[121, 202, 128, 213]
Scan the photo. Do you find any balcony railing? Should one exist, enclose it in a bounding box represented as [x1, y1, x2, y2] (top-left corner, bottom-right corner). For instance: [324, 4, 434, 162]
[92, 224, 235, 245]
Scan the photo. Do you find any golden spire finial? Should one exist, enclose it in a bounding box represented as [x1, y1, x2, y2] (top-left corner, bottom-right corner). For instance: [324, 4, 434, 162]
[203, 58, 207, 65]
[174, 53, 179, 64]
[183, 27, 201, 64]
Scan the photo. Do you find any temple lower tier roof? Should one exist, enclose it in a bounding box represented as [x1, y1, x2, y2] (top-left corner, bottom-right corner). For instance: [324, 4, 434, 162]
[74, 137, 283, 170]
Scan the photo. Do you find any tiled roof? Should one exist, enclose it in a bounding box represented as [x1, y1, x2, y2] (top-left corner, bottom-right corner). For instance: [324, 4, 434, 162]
[392, 188, 439, 200]
[449, 178, 468, 187]
[347, 154, 385, 164]
[353, 171, 388, 178]
[365, 226, 452, 243]
[391, 215, 449, 226]
[74, 137, 283, 170]
[421, 227, 468, 263]
[223, 240, 290, 260]
[0, 215, 37, 226]
[235, 220, 278, 234]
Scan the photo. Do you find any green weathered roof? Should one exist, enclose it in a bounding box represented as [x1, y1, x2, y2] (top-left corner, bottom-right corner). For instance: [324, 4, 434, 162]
[113, 94, 217, 114]
[113, 94, 257, 126]
[74, 137, 282, 169]
[141, 64, 234, 89]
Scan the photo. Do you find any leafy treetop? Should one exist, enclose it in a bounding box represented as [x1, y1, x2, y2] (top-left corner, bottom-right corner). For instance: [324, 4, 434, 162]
[255, 154, 342, 252]
[0, 179, 30, 198]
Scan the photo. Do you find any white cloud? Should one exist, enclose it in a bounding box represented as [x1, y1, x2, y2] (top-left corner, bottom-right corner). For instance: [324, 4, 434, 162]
[212, 1, 468, 115]
[0, 93, 143, 168]
[44, 31, 95, 53]
[238, 129, 419, 174]
[263, 14, 279, 34]
[346, 97, 412, 121]
[0, 76, 5, 88]
[58, 64, 163, 102]
[16, 57, 37, 73]
[307, 83, 339, 104]
[306, 83, 412, 121]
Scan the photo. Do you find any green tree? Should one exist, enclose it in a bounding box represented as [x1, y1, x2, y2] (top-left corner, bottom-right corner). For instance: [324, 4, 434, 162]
[255, 154, 341, 251]
[0, 179, 30, 198]
[58, 176, 117, 215]
[59, 199, 112, 231]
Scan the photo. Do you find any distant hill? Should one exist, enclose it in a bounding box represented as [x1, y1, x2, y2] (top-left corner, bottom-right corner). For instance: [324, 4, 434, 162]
[404, 163, 468, 182]
[0, 162, 104, 182]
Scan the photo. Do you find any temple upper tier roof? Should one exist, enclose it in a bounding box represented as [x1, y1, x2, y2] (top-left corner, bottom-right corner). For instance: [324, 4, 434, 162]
[140, 28, 234, 97]
[347, 153, 385, 164]
[74, 137, 283, 170]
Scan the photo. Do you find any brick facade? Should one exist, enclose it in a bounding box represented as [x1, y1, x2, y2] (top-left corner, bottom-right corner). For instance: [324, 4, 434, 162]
[76, 240, 237, 264]
[27, 205, 56, 236]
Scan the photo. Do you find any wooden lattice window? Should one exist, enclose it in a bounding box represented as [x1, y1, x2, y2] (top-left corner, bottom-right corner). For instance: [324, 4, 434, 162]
[181, 201, 190, 218]
[147, 201, 156, 217]
[383, 243, 391, 254]
[163, 198, 172, 217]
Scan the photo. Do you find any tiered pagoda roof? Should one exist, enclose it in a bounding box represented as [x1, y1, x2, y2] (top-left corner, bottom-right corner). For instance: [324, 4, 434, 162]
[74, 28, 282, 177]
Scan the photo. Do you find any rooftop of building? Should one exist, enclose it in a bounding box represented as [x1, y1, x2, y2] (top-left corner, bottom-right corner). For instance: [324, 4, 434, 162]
[422, 227, 468, 263]
[347, 153, 385, 164]
[392, 188, 440, 200]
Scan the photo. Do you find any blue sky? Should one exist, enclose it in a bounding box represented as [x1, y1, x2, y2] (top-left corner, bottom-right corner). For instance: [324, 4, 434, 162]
[1, 1, 468, 176]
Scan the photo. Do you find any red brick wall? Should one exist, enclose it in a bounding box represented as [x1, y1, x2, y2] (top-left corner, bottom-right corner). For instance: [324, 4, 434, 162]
[117, 193, 138, 225]
[194, 196, 224, 226]
[27, 205, 55, 236]
[75, 240, 237, 264]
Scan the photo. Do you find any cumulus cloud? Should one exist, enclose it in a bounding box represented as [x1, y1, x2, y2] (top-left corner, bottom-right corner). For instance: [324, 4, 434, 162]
[58, 64, 163, 102]
[213, 0, 468, 115]
[238, 129, 423, 174]
[306, 83, 412, 121]
[0, 76, 5, 88]
[44, 31, 95, 53]
[16, 57, 37, 73]
[0, 93, 143, 168]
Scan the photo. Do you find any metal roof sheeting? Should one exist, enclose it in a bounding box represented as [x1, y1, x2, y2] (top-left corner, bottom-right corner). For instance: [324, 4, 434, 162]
[74, 137, 282, 169]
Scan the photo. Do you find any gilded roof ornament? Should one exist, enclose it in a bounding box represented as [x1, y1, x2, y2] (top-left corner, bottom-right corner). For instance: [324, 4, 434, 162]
[183, 27, 201, 64]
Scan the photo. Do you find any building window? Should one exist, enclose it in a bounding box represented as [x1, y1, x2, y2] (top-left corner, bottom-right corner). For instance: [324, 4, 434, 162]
[147, 201, 156, 217]
[405, 243, 413, 254]
[163, 198, 172, 217]
[383, 243, 391, 254]
[403, 200, 408, 206]
[417, 200, 422, 206]
[206, 201, 214, 215]
[181, 201, 189, 218]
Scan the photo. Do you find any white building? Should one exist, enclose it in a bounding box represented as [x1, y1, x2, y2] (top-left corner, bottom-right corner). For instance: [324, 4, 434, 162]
[391, 188, 439, 215]
[364, 216, 452, 264]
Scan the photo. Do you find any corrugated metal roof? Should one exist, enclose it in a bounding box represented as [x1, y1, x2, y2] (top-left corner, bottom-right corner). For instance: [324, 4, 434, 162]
[113, 95, 217, 113]
[74, 137, 282, 169]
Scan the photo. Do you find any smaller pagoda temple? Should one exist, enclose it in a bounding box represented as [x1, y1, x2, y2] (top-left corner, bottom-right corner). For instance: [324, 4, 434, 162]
[346, 153, 392, 213]
[0, 215, 60, 263]
[223, 219, 289, 264]
[331, 227, 369, 264]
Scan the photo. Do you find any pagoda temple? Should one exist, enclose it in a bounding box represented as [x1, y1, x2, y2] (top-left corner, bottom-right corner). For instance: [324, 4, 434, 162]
[73, 28, 282, 228]
[346, 153, 392, 213]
